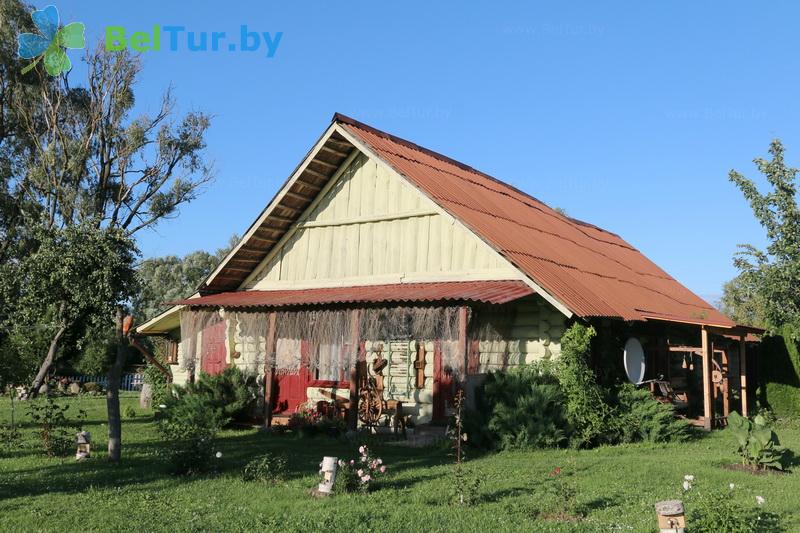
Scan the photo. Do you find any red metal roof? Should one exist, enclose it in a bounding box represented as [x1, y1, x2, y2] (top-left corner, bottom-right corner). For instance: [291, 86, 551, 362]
[335, 114, 736, 328]
[170, 281, 535, 309]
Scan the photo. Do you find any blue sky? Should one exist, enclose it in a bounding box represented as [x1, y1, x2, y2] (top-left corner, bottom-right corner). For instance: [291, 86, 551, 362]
[51, 1, 800, 303]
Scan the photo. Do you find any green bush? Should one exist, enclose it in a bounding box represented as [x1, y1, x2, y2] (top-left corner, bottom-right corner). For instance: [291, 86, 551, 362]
[614, 384, 691, 443]
[242, 453, 288, 483]
[179, 367, 258, 421]
[467, 364, 570, 450]
[728, 411, 788, 470]
[556, 323, 614, 448]
[27, 397, 86, 457]
[158, 392, 226, 475]
[143, 361, 170, 408]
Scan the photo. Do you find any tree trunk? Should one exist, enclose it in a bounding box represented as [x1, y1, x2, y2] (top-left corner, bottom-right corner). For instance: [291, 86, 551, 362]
[107, 307, 127, 463]
[29, 322, 68, 399]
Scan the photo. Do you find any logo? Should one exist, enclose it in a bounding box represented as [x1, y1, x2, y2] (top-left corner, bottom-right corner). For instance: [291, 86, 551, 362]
[105, 25, 283, 58]
[17, 5, 85, 76]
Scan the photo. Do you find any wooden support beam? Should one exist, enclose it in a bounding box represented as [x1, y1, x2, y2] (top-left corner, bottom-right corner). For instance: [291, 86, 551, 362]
[266, 214, 296, 224]
[721, 348, 730, 419]
[263, 312, 277, 427]
[311, 158, 339, 170]
[347, 309, 361, 431]
[739, 335, 749, 417]
[302, 167, 329, 180]
[320, 145, 349, 158]
[283, 190, 313, 202]
[701, 327, 713, 431]
[295, 178, 322, 191]
[129, 336, 172, 381]
[457, 306, 471, 376]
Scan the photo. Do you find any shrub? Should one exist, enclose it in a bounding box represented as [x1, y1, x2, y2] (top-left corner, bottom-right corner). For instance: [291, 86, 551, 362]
[450, 465, 483, 506]
[614, 384, 691, 443]
[179, 367, 257, 422]
[469, 365, 570, 450]
[27, 397, 86, 457]
[333, 445, 386, 493]
[158, 392, 226, 475]
[728, 411, 788, 470]
[242, 453, 288, 483]
[143, 361, 169, 407]
[535, 465, 587, 520]
[124, 405, 137, 418]
[555, 323, 614, 448]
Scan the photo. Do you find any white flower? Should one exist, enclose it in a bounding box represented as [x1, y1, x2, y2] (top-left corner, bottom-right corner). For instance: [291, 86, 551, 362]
[377, 458, 383, 465]
[357, 469, 364, 477]
[729, 483, 735, 489]
[684, 475, 695, 482]
[358, 445, 366, 454]
[158, 404, 167, 409]
[683, 481, 691, 491]
[215, 451, 222, 459]
[756, 496, 765, 506]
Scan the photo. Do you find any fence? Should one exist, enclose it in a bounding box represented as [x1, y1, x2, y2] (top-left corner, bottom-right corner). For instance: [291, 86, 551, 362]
[56, 374, 144, 392]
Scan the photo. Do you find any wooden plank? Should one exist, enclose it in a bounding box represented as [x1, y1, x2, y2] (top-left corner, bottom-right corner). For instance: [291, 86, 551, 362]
[295, 178, 322, 191]
[740, 336, 749, 417]
[283, 190, 313, 202]
[721, 348, 730, 418]
[320, 145, 350, 158]
[348, 309, 361, 431]
[302, 167, 330, 180]
[311, 158, 339, 170]
[701, 327, 712, 431]
[263, 312, 277, 427]
[458, 306, 469, 377]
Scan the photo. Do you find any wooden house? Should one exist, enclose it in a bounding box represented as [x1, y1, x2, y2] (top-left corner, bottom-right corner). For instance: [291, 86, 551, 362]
[137, 114, 760, 430]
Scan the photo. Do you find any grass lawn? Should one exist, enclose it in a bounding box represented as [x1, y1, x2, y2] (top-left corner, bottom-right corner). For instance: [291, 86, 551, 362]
[1, 394, 798, 532]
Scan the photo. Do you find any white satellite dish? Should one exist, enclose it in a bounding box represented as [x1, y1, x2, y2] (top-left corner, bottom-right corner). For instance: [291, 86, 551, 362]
[623, 337, 646, 384]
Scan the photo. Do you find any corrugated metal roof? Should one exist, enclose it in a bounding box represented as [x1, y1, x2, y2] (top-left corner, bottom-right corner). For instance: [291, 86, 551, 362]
[335, 114, 735, 327]
[170, 281, 535, 308]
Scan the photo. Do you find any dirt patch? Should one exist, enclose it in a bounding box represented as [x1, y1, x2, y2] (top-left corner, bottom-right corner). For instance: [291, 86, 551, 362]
[722, 463, 786, 476]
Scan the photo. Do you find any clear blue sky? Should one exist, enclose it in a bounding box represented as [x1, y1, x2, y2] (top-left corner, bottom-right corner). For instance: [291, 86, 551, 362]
[53, 0, 799, 303]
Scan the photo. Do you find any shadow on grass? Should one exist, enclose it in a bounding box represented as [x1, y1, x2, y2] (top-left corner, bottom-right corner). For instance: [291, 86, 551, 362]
[1, 429, 451, 501]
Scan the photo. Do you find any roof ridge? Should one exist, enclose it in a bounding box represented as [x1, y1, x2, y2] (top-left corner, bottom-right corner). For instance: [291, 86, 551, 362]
[332, 112, 624, 242]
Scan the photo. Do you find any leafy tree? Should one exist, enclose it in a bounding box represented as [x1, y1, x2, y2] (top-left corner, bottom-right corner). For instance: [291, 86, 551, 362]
[0, 33, 213, 461]
[0, 225, 137, 395]
[728, 140, 800, 334]
[133, 235, 237, 322]
[719, 272, 767, 329]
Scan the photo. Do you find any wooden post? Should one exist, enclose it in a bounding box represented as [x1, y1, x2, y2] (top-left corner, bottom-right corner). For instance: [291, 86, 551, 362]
[263, 311, 277, 428]
[739, 335, 749, 417]
[347, 309, 361, 431]
[458, 306, 469, 375]
[720, 349, 730, 419]
[701, 327, 713, 431]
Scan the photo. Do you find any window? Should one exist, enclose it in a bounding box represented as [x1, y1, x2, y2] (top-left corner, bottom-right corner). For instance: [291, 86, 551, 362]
[164, 339, 179, 364]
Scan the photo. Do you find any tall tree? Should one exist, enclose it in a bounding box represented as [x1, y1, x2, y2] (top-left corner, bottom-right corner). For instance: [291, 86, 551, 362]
[2, 37, 213, 460]
[728, 139, 800, 334]
[133, 235, 238, 322]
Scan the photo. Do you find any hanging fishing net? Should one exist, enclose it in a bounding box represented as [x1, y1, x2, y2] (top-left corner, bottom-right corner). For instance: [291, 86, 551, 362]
[179, 309, 224, 375]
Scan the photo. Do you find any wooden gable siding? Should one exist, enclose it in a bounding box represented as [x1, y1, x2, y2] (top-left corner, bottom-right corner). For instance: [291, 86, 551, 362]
[244, 152, 521, 289]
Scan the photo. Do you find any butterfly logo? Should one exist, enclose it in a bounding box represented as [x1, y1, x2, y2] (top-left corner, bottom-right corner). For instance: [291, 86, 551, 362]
[17, 5, 85, 76]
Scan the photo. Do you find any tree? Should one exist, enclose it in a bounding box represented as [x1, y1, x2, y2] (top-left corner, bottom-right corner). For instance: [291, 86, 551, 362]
[0, 36, 213, 460]
[0, 225, 137, 395]
[728, 139, 800, 334]
[133, 235, 238, 322]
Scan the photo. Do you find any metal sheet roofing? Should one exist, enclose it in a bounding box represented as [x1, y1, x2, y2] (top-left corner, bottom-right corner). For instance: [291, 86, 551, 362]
[335, 114, 736, 327]
[170, 281, 535, 309]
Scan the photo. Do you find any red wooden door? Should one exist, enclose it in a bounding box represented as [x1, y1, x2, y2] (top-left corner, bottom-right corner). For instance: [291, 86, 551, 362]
[201, 320, 228, 375]
[273, 340, 312, 413]
[433, 341, 454, 422]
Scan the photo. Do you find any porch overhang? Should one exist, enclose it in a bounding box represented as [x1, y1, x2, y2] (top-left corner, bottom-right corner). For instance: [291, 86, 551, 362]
[166, 280, 535, 309]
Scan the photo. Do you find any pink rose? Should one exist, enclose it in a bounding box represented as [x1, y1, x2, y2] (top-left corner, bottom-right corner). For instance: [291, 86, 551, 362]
[380, 465, 386, 473]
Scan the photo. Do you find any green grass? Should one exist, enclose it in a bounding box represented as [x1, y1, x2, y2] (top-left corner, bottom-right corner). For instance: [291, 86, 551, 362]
[1, 394, 798, 532]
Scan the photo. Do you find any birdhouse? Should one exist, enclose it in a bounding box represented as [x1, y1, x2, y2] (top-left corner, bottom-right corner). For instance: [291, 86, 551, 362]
[75, 431, 91, 460]
[317, 456, 338, 495]
[655, 500, 685, 532]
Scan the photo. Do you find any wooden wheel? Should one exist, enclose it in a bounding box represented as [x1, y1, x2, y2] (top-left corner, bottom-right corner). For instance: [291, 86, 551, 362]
[358, 388, 383, 425]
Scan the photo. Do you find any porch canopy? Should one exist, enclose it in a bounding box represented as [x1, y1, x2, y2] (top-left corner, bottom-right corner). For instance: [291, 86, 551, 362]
[167, 280, 535, 308]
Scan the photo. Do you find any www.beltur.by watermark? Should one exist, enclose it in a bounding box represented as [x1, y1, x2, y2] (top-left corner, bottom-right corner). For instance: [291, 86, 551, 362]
[105, 25, 283, 57]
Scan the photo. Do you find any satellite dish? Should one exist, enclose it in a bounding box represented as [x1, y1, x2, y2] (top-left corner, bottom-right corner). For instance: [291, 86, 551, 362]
[623, 337, 646, 384]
